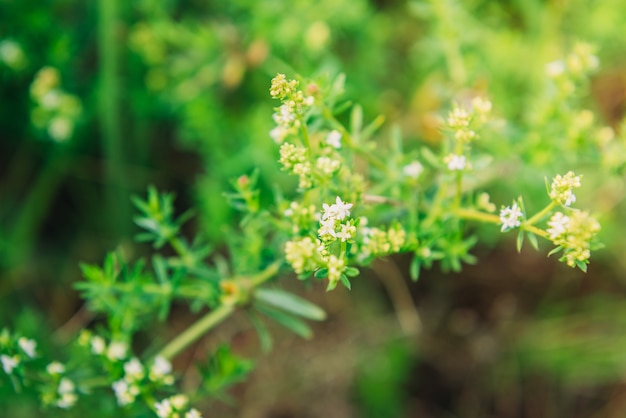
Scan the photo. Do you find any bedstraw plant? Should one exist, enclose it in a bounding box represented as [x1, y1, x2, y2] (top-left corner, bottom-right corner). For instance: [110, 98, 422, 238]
[0, 45, 606, 415]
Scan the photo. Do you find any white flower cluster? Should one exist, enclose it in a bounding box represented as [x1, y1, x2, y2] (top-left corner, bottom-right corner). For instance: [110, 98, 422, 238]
[326, 130, 342, 149]
[269, 73, 315, 143]
[443, 97, 491, 172]
[549, 171, 581, 207]
[30, 67, 82, 142]
[77, 332, 176, 407]
[0, 332, 80, 409]
[279, 143, 312, 189]
[318, 197, 355, 242]
[1, 333, 37, 375]
[283, 201, 318, 234]
[1, 354, 19, 374]
[546, 42, 599, 79]
[112, 355, 174, 406]
[359, 221, 407, 260]
[56, 377, 78, 409]
[499, 202, 524, 232]
[284, 197, 355, 286]
[444, 154, 467, 171]
[285, 236, 325, 274]
[154, 394, 203, 418]
[547, 210, 600, 268]
[403, 161, 424, 179]
[0, 39, 26, 70]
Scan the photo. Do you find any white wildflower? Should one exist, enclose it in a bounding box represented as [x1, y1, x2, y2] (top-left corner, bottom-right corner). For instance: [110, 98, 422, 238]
[549, 171, 582, 207]
[155, 399, 173, 418]
[499, 202, 524, 232]
[186, 409, 203, 418]
[318, 219, 337, 239]
[326, 130, 342, 149]
[0, 40, 25, 69]
[169, 394, 189, 410]
[546, 60, 565, 78]
[47, 361, 65, 375]
[1, 354, 19, 374]
[336, 223, 356, 242]
[90, 336, 106, 355]
[106, 341, 128, 361]
[403, 161, 423, 179]
[123, 357, 144, 381]
[444, 154, 466, 171]
[547, 212, 570, 241]
[18, 337, 36, 358]
[316, 156, 340, 175]
[112, 379, 140, 406]
[150, 356, 173, 383]
[58, 377, 75, 394]
[269, 126, 288, 143]
[322, 196, 352, 221]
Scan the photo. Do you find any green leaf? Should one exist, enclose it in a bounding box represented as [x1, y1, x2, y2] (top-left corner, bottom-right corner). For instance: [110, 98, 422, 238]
[340, 274, 352, 290]
[516, 230, 524, 252]
[527, 231, 539, 251]
[255, 304, 313, 339]
[153, 255, 168, 284]
[410, 257, 421, 281]
[344, 266, 360, 277]
[420, 146, 441, 167]
[79, 263, 106, 283]
[202, 345, 254, 394]
[575, 259, 588, 272]
[255, 288, 326, 321]
[547, 246, 563, 257]
[351, 105, 363, 138]
[134, 216, 159, 233]
[361, 115, 386, 142]
[314, 268, 328, 279]
[247, 310, 273, 353]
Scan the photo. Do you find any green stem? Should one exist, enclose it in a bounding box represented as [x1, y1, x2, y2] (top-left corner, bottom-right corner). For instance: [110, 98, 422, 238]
[321, 107, 388, 172]
[522, 224, 548, 238]
[155, 260, 282, 360]
[455, 171, 463, 207]
[4, 151, 66, 268]
[422, 182, 449, 229]
[157, 303, 235, 360]
[101, 282, 211, 300]
[299, 116, 311, 152]
[525, 201, 556, 225]
[455, 208, 500, 224]
[169, 237, 189, 259]
[98, 0, 126, 235]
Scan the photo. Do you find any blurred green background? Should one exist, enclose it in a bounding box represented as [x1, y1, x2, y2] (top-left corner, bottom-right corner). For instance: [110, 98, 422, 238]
[2, 0, 626, 416]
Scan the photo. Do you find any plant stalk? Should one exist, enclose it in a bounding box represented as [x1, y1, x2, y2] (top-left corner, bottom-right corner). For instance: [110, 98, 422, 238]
[156, 260, 282, 360]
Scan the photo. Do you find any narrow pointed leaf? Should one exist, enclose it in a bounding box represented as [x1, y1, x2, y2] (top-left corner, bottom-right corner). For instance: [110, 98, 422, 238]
[516, 230, 524, 252]
[547, 246, 563, 257]
[248, 310, 273, 353]
[527, 232, 539, 251]
[410, 257, 421, 281]
[255, 288, 326, 321]
[255, 304, 313, 339]
[340, 274, 351, 290]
